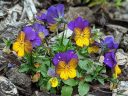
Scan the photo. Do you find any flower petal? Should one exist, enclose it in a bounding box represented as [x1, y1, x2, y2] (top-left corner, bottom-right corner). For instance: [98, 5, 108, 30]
[75, 37, 89, 47]
[49, 77, 58, 87]
[114, 64, 121, 78]
[104, 51, 117, 68]
[24, 40, 32, 53]
[83, 27, 90, 38]
[17, 46, 24, 57]
[68, 68, 76, 79]
[56, 4, 64, 17]
[74, 28, 81, 36]
[23, 26, 36, 40]
[88, 46, 99, 54]
[17, 32, 25, 41]
[56, 61, 66, 75]
[13, 42, 20, 52]
[60, 71, 68, 80]
[68, 58, 78, 69]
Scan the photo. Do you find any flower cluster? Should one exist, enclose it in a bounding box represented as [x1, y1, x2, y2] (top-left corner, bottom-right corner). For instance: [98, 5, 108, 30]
[11, 4, 122, 96]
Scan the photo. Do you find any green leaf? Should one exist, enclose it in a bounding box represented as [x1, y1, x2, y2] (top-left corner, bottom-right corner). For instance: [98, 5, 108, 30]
[78, 81, 90, 96]
[39, 64, 47, 77]
[84, 75, 93, 82]
[76, 70, 83, 78]
[63, 79, 78, 86]
[18, 63, 30, 73]
[46, 81, 51, 90]
[97, 77, 104, 85]
[79, 60, 94, 72]
[61, 85, 73, 96]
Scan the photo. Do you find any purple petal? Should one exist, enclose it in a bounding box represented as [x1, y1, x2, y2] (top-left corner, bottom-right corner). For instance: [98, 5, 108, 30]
[31, 36, 42, 47]
[46, 6, 58, 24]
[68, 20, 75, 31]
[36, 11, 47, 21]
[104, 36, 118, 49]
[33, 23, 49, 37]
[47, 68, 56, 77]
[65, 50, 78, 63]
[52, 50, 78, 66]
[104, 51, 117, 68]
[23, 26, 36, 40]
[68, 17, 89, 31]
[52, 53, 63, 66]
[56, 4, 64, 17]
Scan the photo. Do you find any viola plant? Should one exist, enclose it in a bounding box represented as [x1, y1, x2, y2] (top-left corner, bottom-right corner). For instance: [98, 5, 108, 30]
[10, 4, 122, 96]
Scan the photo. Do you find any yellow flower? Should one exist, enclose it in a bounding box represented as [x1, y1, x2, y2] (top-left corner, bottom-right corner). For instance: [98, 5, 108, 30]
[114, 64, 121, 78]
[88, 46, 99, 54]
[56, 58, 78, 80]
[13, 32, 32, 57]
[32, 72, 41, 82]
[49, 77, 58, 87]
[74, 27, 90, 47]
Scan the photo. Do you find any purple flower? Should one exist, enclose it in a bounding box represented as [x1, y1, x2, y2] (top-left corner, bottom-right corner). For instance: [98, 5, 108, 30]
[33, 23, 49, 37]
[52, 50, 78, 66]
[102, 36, 118, 50]
[36, 4, 64, 24]
[47, 68, 56, 77]
[46, 4, 64, 24]
[68, 16, 89, 31]
[23, 23, 49, 47]
[104, 51, 117, 68]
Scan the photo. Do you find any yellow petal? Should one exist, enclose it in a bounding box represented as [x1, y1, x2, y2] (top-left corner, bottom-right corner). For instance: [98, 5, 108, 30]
[60, 71, 69, 80]
[82, 27, 90, 38]
[75, 38, 84, 47]
[56, 61, 66, 75]
[75, 37, 89, 47]
[74, 28, 81, 35]
[17, 46, 24, 57]
[17, 31, 25, 41]
[88, 46, 99, 54]
[114, 64, 121, 78]
[13, 42, 21, 52]
[68, 58, 78, 69]
[24, 40, 32, 53]
[68, 68, 76, 79]
[49, 77, 58, 87]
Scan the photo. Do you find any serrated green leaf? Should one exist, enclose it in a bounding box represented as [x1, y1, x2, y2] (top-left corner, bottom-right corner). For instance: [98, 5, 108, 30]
[63, 79, 78, 86]
[78, 81, 90, 96]
[61, 85, 73, 96]
[18, 63, 29, 73]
